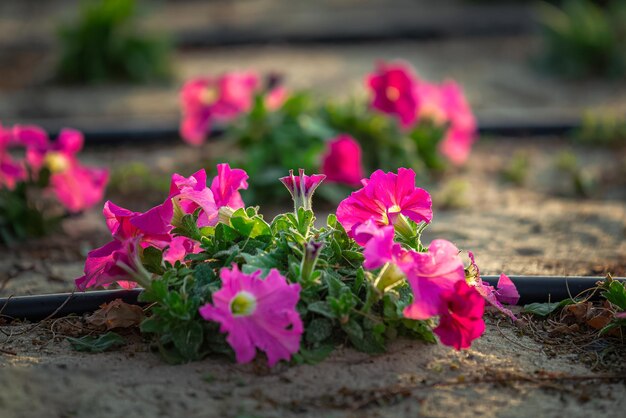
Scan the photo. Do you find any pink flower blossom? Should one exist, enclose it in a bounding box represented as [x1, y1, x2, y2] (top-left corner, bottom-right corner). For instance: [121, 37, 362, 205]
[403, 240, 465, 320]
[199, 265, 303, 367]
[163, 236, 202, 264]
[13, 127, 109, 212]
[415, 81, 477, 165]
[265, 86, 288, 111]
[336, 168, 432, 245]
[0, 124, 27, 190]
[279, 169, 326, 211]
[367, 61, 420, 128]
[321, 135, 364, 187]
[179, 72, 259, 146]
[434, 280, 485, 350]
[361, 224, 411, 271]
[210, 163, 249, 209]
[466, 252, 518, 321]
[169, 169, 218, 227]
[75, 238, 144, 290]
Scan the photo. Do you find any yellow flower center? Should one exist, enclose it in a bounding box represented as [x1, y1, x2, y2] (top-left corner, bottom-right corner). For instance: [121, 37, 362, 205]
[385, 86, 400, 102]
[200, 86, 219, 105]
[44, 152, 70, 173]
[230, 291, 257, 316]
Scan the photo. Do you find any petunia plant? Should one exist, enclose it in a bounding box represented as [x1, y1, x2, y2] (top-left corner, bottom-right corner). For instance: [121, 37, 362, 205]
[76, 164, 517, 366]
[178, 61, 477, 204]
[0, 123, 109, 244]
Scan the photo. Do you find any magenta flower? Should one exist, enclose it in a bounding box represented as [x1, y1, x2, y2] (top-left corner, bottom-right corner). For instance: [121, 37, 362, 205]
[466, 252, 518, 321]
[279, 169, 326, 211]
[0, 124, 27, 190]
[321, 135, 364, 187]
[434, 280, 485, 350]
[163, 236, 202, 264]
[336, 168, 432, 245]
[416, 80, 477, 165]
[13, 127, 109, 213]
[403, 239, 465, 320]
[265, 85, 288, 111]
[362, 224, 410, 271]
[199, 265, 303, 367]
[367, 61, 420, 128]
[210, 163, 249, 209]
[169, 169, 218, 227]
[179, 72, 259, 146]
[75, 237, 146, 291]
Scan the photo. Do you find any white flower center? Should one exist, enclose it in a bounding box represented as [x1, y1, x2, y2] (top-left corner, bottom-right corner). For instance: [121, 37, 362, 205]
[230, 291, 257, 316]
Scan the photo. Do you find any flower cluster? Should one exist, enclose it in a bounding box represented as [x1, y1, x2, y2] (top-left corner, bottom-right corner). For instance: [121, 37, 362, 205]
[0, 123, 108, 242]
[179, 71, 287, 146]
[367, 61, 477, 165]
[77, 165, 517, 367]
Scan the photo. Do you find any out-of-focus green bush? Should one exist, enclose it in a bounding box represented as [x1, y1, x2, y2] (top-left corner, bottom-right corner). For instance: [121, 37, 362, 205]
[576, 110, 626, 147]
[537, 0, 626, 78]
[56, 0, 171, 84]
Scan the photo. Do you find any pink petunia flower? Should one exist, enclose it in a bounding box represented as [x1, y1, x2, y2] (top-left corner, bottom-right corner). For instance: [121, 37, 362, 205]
[403, 239, 465, 320]
[265, 85, 288, 111]
[0, 124, 27, 190]
[321, 134, 364, 187]
[279, 169, 326, 211]
[466, 252, 518, 321]
[362, 224, 411, 271]
[179, 72, 260, 146]
[162, 236, 202, 265]
[15, 127, 109, 213]
[415, 80, 477, 166]
[434, 280, 485, 350]
[336, 168, 432, 245]
[366, 61, 420, 128]
[76, 200, 175, 290]
[199, 265, 303, 367]
[210, 163, 249, 209]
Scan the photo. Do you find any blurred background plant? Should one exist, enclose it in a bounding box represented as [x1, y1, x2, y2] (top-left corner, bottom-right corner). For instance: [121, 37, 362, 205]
[56, 0, 172, 84]
[537, 0, 626, 78]
[576, 110, 626, 147]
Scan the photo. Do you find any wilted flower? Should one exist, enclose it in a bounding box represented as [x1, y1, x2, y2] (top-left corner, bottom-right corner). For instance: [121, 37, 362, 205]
[434, 280, 485, 350]
[279, 169, 326, 212]
[321, 135, 364, 187]
[403, 240, 465, 320]
[466, 252, 518, 321]
[336, 168, 432, 245]
[199, 265, 303, 367]
[366, 61, 420, 128]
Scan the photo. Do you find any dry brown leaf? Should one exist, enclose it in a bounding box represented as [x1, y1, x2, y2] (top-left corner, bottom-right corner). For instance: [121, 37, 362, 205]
[87, 299, 144, 330]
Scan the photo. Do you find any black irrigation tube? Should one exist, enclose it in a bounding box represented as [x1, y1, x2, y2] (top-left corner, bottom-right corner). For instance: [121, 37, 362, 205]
[0, 275, 623, 323]
[58, 119, 579, 148]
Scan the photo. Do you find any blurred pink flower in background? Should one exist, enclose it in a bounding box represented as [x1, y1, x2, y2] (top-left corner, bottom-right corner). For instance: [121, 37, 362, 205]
[0, 124, 27, 190]
[416, 80, 477, 165]
[321, 134, 364, 187]
[199, 265, 303, 367]
[179, 72, 260, 146]
[336, 168, 432, 244]
[367, 61, 420, 128]
[434, 280, 485, 350]
[265, 85, 288, 111]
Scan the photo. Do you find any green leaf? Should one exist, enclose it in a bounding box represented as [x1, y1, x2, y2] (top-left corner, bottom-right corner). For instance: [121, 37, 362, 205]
[602, 280, 626, 311]
[305, 318, 333, 344]
[230, 208, 272, 239]
[307, 301, 336, 319]
[170, 321, 204, 362]
[142, 246, 164, 274]
[296, 344, 335, 365]
[67, 332, 125, 352]
[523, 299, 576, 317]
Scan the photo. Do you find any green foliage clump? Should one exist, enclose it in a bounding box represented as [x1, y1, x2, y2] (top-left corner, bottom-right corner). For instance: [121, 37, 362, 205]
[537, 0, 626, 78]
[576, 111, 626, 147]
[138, 207, 435, 364]
[56, 0, 171, 84]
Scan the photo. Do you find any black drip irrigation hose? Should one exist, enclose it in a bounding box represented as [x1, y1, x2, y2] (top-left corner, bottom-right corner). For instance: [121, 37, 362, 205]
[0, 275, 622, 323]
[57, 119, 579, 148]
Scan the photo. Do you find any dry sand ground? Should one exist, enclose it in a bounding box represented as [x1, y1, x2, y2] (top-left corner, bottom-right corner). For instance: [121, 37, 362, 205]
[0, 138, 625, 417]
